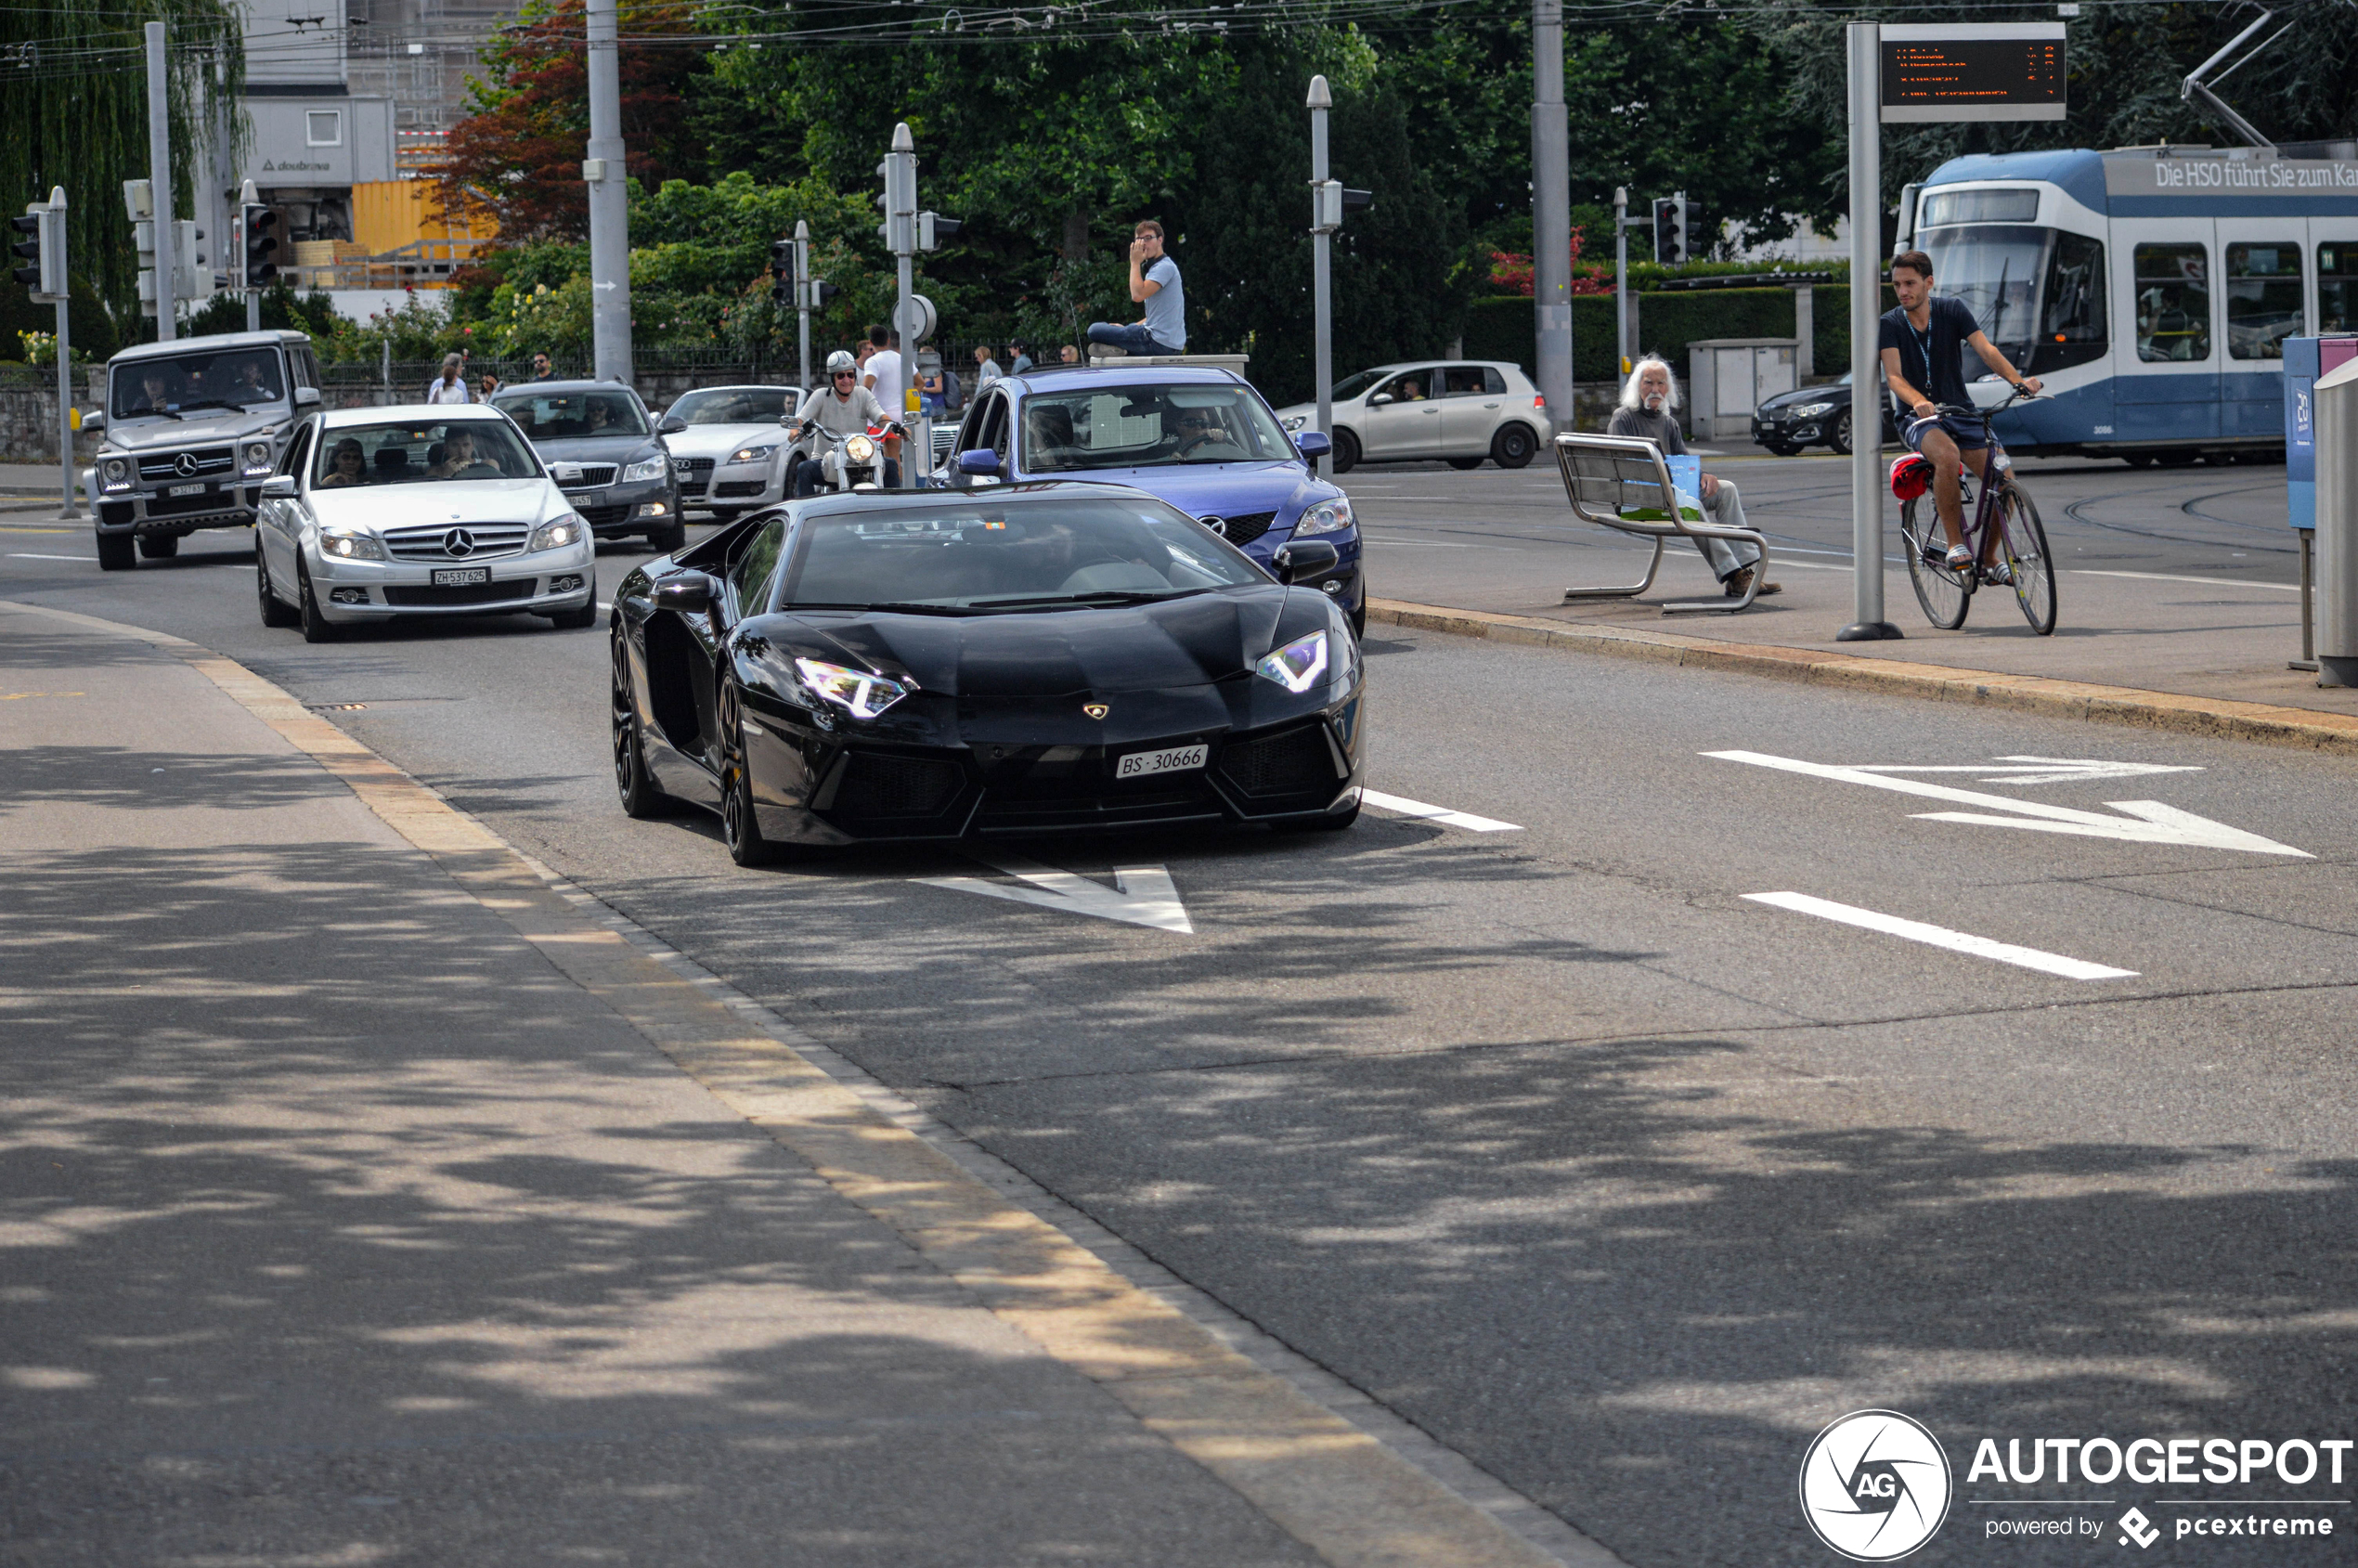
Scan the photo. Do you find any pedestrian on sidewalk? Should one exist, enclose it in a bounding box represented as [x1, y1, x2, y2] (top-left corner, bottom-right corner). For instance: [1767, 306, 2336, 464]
[1606, 356, 1777, 600]
[1009, 341, 1033, 376]
[1086, 221, 1185, 358]
[425, 354, 473, 405]
[974, 344, 1003, 389]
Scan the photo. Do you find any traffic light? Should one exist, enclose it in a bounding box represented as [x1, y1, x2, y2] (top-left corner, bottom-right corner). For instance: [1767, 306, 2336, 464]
[916, 212, 961, 252]
[1652, 194, 1690, 265]
[9, 212, 45, 292]
[770, 238, 793, 305]
[1311, 183, 1375, 233]
[239, 202, 279, 290]
[807, 278, 839, 311]
[174, 219, 213, 302]
[876, 146, 915, 253]
[1341, 188, 1373, 215]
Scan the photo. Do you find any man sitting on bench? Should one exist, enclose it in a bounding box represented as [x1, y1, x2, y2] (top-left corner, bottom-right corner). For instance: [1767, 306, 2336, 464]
[1605, 357, 1779, 601]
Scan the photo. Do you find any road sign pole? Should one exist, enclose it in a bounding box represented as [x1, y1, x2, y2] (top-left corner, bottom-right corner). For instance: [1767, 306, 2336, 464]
[584, 0, 631, 383]
[146, 21, 176, 342]
[48, 188, 78, 520]
[794, 220, 810, 392]
[1531, 0, 1573, 436]
[1308, 75, 1334, 483]
[1839, 20, 1901, 641]
[1613, 187, 1628, 378]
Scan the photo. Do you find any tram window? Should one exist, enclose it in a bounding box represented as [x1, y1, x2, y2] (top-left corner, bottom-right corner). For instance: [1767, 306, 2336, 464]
[2324, 243, 2358, 335]
[2225, 243, 2303, 360]
[2133, 243, 2211, 363]
[2032, 231, 2106, 375]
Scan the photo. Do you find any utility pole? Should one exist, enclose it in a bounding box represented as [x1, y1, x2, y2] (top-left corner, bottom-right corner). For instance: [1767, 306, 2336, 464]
[794, 219, 810, 391]
[1530, 0, 1572, 436]
[1307, 75, 1335, 482]
[1839, 21, 1901, 641]
[583, 0, 630, 383]
[146, 21, 176, 342]
[1613, 187, 1628, 379]
[17, 189, 76, 517]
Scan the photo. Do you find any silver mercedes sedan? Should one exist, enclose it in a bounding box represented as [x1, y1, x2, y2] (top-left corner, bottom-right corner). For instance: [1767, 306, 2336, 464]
[254, 404, 599, 643]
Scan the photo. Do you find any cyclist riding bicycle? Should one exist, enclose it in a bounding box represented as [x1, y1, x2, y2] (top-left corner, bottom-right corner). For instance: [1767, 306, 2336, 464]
[1879, 249, 2041, 585]
[788, 350, 901, 496]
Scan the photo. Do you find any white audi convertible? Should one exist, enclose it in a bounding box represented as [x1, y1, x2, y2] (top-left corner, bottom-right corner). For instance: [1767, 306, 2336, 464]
[254, 405, 600, 642]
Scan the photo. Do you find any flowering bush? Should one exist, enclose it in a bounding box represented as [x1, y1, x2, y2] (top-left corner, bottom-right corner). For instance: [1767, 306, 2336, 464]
[16, 330, 72, 367]
[1487, 228, 1613, 296]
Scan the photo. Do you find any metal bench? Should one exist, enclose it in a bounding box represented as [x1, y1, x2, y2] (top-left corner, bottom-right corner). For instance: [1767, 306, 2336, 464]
[1552, 432, 1768, 614]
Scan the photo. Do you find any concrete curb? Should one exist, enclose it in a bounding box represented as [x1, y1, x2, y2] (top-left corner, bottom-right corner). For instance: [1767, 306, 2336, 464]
[1, 597, 1621, 1568]
[1368, 597, 2358, 757]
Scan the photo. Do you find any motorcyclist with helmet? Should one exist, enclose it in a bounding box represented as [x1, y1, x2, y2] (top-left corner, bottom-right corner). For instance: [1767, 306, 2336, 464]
[787, 350, 901, 496]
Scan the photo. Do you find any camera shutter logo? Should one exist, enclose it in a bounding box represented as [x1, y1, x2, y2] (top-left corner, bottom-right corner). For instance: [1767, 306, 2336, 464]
[1798, 1409, 1953, 1561]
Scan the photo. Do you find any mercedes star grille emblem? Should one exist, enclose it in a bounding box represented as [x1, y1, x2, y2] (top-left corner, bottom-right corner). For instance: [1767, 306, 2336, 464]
[174, 452, 200, 477]
[443, 528, 476, 558]
[1198, 514, 1229, 538]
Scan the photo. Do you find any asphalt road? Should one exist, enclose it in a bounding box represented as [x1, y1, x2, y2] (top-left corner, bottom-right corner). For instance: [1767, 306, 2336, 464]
[6, 482, 2354, 1567]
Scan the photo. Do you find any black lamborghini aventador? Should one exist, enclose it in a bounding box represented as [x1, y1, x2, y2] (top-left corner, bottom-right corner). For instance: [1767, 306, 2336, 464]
[609, 482, 1367, 864]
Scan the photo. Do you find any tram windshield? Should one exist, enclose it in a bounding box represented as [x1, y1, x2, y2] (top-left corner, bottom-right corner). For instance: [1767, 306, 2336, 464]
[1917, 223, 2107, 377]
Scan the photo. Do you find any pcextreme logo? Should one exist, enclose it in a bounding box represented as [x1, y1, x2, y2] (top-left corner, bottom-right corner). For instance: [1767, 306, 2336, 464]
[1800, 1410, 1955, 1562]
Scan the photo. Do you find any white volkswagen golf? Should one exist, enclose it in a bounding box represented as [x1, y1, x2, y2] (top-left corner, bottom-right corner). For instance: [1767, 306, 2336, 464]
[255, 405, 600, 642]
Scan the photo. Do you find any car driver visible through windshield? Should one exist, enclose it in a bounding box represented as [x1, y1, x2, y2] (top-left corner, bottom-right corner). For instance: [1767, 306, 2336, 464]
[312, 420, 540, 487]
[1019, 384, 1295, 473]
[776, 496, 1267, 614]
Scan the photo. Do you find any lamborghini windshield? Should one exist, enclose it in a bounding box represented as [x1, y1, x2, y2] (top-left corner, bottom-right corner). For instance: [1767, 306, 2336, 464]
[1018, 383, 1297, 472]
[777, 495, 1266, 612]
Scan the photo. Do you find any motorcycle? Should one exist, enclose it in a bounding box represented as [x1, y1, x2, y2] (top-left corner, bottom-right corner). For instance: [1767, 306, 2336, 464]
[793, 421, 901, 494]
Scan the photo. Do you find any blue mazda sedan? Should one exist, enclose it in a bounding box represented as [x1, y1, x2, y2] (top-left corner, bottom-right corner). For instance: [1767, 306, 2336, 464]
[939, 365, 1366, 634]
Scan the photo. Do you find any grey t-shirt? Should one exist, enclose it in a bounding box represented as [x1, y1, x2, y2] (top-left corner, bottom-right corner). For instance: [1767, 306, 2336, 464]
[1142, 255, 1186, 350]
[1606, 405, 1687, 455]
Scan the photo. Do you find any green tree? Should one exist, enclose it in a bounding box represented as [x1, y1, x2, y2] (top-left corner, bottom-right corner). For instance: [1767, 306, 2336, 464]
[0, 0, 244, 330]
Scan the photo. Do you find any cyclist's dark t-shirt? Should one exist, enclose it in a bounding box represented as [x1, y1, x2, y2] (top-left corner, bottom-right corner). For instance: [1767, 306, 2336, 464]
[1879, 295, 1979, 411]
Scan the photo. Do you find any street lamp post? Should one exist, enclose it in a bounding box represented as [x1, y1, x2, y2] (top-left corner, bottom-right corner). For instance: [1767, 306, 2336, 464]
[584, 0, 631, 384]
[1840, 20, 1901, 641]
[145, 21, 176, 342]
[1307, 75, 1335, 483]
[1530, 0, 1573, 435]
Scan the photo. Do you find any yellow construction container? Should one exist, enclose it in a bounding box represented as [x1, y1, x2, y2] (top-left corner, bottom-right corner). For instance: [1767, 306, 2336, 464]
[351, 180, 499, 256]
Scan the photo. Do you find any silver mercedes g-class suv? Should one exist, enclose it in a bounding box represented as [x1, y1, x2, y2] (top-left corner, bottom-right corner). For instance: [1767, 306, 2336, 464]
[82, 330, 324, 570]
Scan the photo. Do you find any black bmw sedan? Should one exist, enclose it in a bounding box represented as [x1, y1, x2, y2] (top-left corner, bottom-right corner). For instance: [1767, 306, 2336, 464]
[610, 482, 1367, 863]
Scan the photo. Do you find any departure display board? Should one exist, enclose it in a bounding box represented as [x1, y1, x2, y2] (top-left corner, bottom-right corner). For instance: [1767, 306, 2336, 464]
[1880, 23, 2067, 123]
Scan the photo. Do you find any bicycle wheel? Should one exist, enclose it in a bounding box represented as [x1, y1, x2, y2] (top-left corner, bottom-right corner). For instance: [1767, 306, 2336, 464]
[1996, 482, 2056, 635]
[1899, 496, 1973, 629]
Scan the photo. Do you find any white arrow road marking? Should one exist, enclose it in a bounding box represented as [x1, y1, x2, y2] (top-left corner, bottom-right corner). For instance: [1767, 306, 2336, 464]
[1706, 750, 2311, 857]
[1361, 790, 1523, 832]
[1744, 891, 2138, 981]
[916, 854, 1194, 933]
[1845, 755, 2206, 786]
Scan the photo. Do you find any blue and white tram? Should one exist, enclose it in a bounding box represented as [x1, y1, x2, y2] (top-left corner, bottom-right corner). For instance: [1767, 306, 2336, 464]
[1901, 143, 2358, 462]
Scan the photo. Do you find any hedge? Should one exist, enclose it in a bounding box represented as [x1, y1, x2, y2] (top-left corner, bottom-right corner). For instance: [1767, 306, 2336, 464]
[1462, 286, 1898, 384]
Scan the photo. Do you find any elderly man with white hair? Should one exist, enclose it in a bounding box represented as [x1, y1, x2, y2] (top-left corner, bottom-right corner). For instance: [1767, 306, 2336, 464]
[1603, 356, 1777, 600]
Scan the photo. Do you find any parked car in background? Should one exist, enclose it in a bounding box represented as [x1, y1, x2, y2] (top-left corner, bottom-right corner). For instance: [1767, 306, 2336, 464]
[1750, 372, 1898, 456]
[944, 364, 1366, 634]
[660, 384, 802, 521]
[254, 405, 597, 642]
[1272, 360, 1548, 474]
[488, 381, 684, 551]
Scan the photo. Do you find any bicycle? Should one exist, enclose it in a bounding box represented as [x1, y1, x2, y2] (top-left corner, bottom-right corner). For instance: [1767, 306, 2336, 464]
[1895, 386, 2056, 636]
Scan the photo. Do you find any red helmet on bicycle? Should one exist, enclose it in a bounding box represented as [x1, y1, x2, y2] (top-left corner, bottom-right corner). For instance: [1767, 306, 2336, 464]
[1889, 453, 1933, 502]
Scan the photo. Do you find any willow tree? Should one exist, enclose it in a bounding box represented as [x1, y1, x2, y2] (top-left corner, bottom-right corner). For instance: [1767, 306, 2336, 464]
[1, 0, 245, 343]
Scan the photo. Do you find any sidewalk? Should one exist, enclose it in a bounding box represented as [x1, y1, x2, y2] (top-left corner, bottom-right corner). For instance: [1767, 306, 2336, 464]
[1359, 450, 2354, 732]
[0, 603, 1575, 1568]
